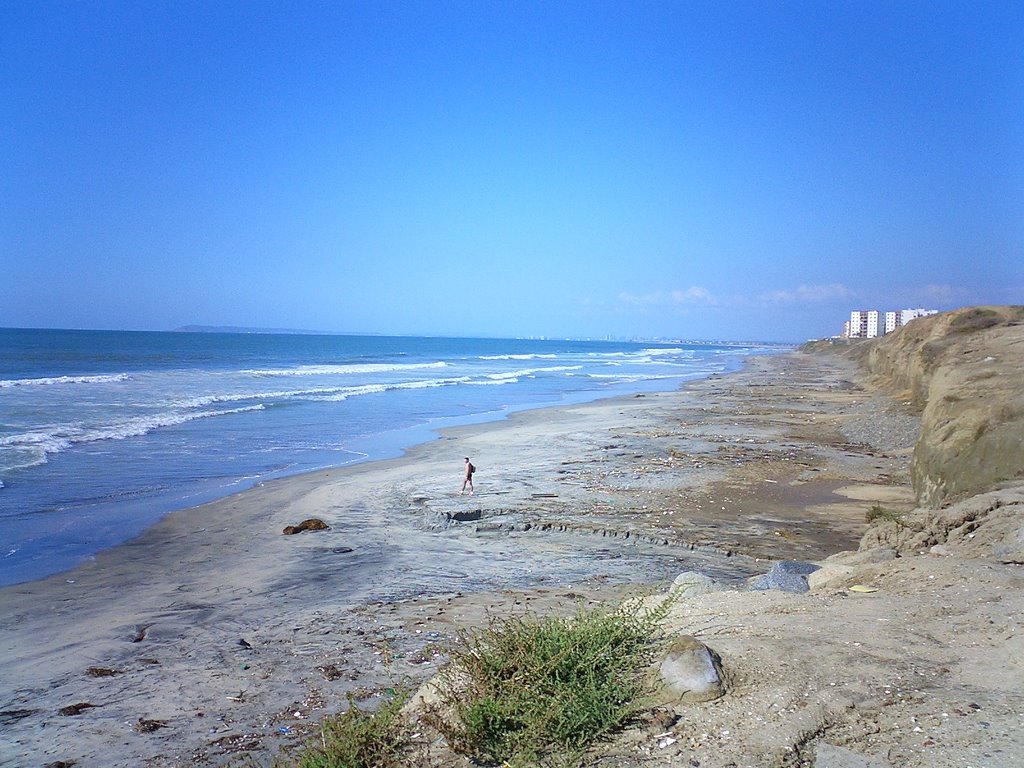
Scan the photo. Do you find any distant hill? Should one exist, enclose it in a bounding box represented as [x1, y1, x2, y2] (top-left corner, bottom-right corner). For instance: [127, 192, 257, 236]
[173, 325, 334, 335]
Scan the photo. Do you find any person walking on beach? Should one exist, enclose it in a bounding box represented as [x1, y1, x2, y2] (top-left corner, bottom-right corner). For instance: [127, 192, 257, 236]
[460, 457, 475, 495]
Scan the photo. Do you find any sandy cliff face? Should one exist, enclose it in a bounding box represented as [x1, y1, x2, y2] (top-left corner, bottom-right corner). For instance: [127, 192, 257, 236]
[857, 306, 1024, 507]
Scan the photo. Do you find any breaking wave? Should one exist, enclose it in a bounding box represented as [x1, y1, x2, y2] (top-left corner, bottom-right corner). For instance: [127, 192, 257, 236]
[242, 362, 446, 377]
[0, 405, 264, 470]
[0, 373, 131, 388]
[478, 353, 558, 360]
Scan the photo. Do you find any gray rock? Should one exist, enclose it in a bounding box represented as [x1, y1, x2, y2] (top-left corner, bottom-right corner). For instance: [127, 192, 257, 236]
[814, 742, 890, 768]
[658, 635, 724, 703]
[669, 571, 722, 598]
[449, 509, 483, 522]
[749, 560, 820, 593]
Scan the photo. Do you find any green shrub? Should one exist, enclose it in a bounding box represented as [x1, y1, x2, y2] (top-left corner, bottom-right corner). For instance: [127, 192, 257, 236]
[428, 600, 669, 767]
[949, 307, 1001, 334]
[866, 505, 904, 525]
[294, 689, 410, 768]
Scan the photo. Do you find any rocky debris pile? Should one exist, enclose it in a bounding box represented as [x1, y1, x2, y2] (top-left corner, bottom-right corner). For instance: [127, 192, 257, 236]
[839, 399, 921, 455]
[860, 481, 1024, 564]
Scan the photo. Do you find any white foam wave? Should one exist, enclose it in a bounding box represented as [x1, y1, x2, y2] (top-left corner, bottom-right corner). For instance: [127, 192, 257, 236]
[180, 386, 351, 408]
[179, 376, 475, 408]
[586, 351, 629, 358]
[486, 365, 582, 381]
[479, 353, 558, 360]
[242, 362, 446, 377]
[0, 405, 265, 466]
[312, 376, 473, 402]
[0, 373, 130, 388]
[640, 347, 687, 355]
[585, 370, 718, 382]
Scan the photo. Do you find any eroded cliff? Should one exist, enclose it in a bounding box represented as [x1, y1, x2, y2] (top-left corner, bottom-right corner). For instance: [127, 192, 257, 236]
[813, 306, 1024, 507]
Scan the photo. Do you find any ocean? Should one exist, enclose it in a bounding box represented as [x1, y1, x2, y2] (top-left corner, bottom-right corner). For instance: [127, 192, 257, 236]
[0, 328, 782, 586]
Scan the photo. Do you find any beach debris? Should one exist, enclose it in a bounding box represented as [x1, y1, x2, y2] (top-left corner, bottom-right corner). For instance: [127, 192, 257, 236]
[277, 725, 293, 734]
[237, 637, 253, 649]
[646, 709, 679, 731]
[209, 732, 262, 754]
[134, 717, 168, 733]
[138, 657, 160, 665]
[44, 761, 77, 768]
[85, 666, 122, 677]
[282, 518, 329, 535]
[318, 663, 344, 680]
[849, 584, 879, 593]
[59, 702, 98, 716]
[226, 690, 248, 702]
[332, 546, 354, 553]
[128, 624, 149, 643]
[0, 708, 38, 725]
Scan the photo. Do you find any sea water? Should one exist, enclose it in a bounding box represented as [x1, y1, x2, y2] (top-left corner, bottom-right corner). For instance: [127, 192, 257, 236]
[0, 328, 782, 585]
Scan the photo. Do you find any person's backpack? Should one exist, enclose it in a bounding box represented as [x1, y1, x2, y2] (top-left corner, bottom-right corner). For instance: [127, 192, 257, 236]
[469, 463, 476, 475]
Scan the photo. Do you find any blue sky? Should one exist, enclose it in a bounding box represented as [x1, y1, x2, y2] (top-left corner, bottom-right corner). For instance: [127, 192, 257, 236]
[2, 1, 1021, 342]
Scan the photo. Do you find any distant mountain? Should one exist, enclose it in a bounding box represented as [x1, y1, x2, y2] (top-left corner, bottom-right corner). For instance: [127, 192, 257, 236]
[173, 325, 333, 335]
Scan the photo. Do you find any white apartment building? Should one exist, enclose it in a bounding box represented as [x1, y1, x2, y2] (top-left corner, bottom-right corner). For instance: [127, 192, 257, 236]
[884, 311, 899, 334]
[846, 308, 937, 338]
[849, 310, 880, 338]
[900, 308, 939, 323]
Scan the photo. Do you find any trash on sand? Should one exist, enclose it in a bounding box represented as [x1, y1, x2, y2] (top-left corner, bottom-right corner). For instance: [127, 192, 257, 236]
[849, 584, 878, 593]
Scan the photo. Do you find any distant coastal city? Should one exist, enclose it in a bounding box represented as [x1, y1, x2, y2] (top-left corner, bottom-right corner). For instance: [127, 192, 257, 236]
[841, 307, 939, 338]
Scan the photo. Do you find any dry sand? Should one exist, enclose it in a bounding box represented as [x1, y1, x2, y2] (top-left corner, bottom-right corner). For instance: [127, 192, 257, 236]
[1, 350, 1019, 767]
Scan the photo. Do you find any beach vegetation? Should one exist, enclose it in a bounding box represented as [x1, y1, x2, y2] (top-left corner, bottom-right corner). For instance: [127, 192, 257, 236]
[948, 307, 1002, 335]
[866, 505, 905, 525]
[290, 689, 411, 768]
[424, 598, 671, 767]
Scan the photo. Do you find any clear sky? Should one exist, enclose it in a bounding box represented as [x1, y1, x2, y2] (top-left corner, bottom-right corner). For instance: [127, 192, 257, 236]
[2, 1, 1021, 342]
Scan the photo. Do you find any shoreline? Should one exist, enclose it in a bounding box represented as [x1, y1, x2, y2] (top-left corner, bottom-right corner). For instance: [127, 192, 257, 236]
[0, 350, 917, 767]
[1, 354, 761, 589]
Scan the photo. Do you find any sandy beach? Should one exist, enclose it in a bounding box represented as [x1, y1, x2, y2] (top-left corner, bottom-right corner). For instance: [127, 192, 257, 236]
[4, 325, 1021, 767]
[0, 349, 905, 766]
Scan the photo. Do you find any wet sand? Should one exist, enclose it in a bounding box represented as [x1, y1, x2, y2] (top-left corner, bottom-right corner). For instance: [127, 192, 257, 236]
[0, 351, 916, 767]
